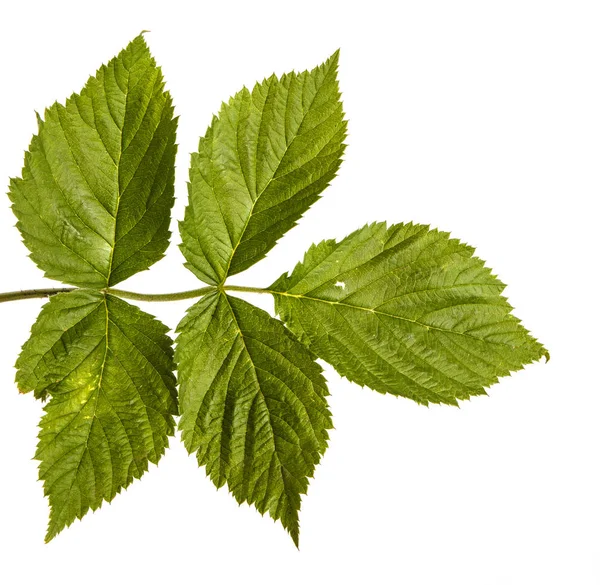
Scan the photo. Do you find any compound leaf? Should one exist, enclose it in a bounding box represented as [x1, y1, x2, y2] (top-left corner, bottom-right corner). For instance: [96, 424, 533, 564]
[180, 52, 347, 285]
[16, 290, 177, 541]
[8, 34, 178, 287]
[271, 222, 548, 406]
[176, 292, 331, 546]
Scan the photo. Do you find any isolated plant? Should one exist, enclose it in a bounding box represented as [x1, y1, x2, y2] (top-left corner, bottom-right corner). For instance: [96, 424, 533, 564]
[1, 34, 548, 546]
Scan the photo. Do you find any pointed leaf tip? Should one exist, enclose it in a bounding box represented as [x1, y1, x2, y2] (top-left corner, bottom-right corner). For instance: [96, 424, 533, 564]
[291, 527, 300, 549]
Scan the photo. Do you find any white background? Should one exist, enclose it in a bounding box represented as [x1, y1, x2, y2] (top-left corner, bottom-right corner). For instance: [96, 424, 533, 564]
[0, 1, 598, 583]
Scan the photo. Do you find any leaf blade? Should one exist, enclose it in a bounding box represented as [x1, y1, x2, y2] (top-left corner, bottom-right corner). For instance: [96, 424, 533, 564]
[16, 290, 177, 541]
[271, 222, 548, 405]
[8, 35, 178, 287]
[176, 292, 331, 545]
[180, 52, 347, 285]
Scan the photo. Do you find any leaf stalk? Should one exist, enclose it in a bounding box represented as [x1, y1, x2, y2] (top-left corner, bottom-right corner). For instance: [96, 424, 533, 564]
[0, 285, 273, 304]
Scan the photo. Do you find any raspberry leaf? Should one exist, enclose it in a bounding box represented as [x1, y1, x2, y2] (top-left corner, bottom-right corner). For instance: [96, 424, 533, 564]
[16, 290, 177, 541]
[271, 222, 549, 405]
[180, 52, 347, 285]
[176, 292, 331, 545]
[8, 35, 177, 287]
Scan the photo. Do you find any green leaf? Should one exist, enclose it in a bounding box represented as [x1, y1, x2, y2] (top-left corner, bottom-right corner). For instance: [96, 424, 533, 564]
[8, 35, 178, 287]
[175, 292, 331, 546]
[16, 290, 177, 541]
[180, 52, 347, 285]
[271, 222, 548, 406]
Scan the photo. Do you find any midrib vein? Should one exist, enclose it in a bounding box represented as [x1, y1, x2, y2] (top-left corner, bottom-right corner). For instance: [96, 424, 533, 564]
[269, 288, 498, 342]
[105, 65, 130, 286]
